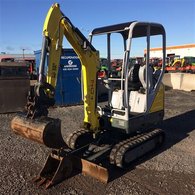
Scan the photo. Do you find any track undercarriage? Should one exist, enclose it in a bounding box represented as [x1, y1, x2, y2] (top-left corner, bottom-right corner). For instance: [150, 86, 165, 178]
[11, 114, 165, 189]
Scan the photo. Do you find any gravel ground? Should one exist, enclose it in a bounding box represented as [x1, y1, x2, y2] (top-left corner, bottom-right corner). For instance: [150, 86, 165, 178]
[0, 89, 195, 195]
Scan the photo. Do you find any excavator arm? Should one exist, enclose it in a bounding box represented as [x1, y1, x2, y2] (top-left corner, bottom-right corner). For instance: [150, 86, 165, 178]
[11, 3, 101, 149]
[31, 4, 100, 131]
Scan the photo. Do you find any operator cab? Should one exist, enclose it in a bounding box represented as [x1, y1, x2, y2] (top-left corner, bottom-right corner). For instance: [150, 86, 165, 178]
[90, 22, 166, 134]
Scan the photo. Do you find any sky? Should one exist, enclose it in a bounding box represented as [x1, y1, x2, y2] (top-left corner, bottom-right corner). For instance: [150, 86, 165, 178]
[0, 0, 195, 57]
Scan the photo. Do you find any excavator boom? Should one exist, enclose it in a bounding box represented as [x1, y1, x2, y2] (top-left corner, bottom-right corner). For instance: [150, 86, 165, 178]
[42, 4, 100, 130]
[11, 3, 100, 147]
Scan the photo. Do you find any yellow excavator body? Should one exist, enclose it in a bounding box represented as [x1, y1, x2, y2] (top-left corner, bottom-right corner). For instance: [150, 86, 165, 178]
[11, 3, 166, 188]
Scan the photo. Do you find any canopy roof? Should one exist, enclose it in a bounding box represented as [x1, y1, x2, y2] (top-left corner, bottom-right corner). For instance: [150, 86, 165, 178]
[91, 21, 165, 38]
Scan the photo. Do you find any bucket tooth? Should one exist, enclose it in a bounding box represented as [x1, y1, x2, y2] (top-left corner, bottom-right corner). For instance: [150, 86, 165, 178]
[37, 178, 47, 186]
[33, 153, 73, 189]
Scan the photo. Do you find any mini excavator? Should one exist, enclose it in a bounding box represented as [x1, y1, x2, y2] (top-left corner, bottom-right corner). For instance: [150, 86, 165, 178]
[11, 3, 166, 188]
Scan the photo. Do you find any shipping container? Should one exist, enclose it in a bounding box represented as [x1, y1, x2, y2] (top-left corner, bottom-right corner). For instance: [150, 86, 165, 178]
[34, 49, 82, 106]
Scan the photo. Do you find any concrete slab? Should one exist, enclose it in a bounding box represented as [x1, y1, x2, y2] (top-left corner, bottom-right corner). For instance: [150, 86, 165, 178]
[163, 73, 195, 91]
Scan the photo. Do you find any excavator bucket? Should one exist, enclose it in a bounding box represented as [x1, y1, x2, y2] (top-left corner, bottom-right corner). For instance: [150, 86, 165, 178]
[33, 152, 109, 189]
[11, 114, 65, 148]
[33, 153, 73, 189]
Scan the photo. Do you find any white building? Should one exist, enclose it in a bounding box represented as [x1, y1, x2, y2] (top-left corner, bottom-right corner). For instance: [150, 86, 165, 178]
[145, 44, 195, 58]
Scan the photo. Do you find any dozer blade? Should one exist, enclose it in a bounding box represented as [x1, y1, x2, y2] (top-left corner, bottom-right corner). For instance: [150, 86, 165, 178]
[80, 158, 109, 183]
[11, 114, 66, 148]
[71, 157, 109, 183]
[33, 153, 73, 189]
[33, 152, 109, 189]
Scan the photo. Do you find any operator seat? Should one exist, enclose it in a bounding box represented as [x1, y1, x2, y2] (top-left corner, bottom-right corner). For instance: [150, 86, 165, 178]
[128, 63, 142, 91]
[128, 64, 155, 114]
[138, 64, 154, 93]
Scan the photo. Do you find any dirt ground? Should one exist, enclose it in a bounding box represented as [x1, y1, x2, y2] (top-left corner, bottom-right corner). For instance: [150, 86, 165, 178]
[0, 89, 195, 195]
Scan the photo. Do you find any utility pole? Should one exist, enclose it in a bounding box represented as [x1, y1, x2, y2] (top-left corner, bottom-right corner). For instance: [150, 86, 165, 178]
[22, 48, 25, 59]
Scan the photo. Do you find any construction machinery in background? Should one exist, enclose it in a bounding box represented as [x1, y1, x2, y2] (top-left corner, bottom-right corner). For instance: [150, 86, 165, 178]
[165, 55, 195, 73]
[15, 58, 37, 80]
[0, 56, 15, 62]
[11, 3, 166, 188]
[130, 57, 144, 66]
[184, 56, 195, 73]
[24, 58, 37, 79]
[98, 58, 109, 78]
[165, 55, 182, 72]
[150, 57, 162, 71]
[0, 56, 37, 79]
